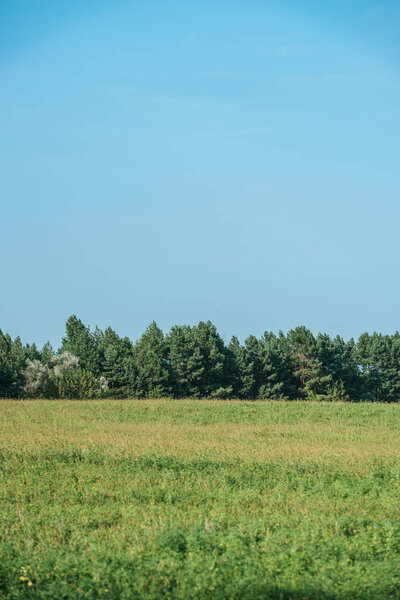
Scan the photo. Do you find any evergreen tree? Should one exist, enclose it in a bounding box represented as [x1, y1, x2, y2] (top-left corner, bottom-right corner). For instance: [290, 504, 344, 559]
[61, 315, 102, 376]
[166, 325, 205, 397]
[314, 334, 362, 401]
[243, 335, 265, 398]
[283, 326, 330, 398]
[226, 336, 247, 398]
[384, 333, 400, 402]
[132, 322, 171, 397]
[58, 369, 97, 399]
[358, 332, 400, 402]
[99, 327, 134, 396]
[227, 336, 259, 399]
[0, 330, 18, 397]
[0, 331, 37, 397]
[4, 314, 400, 402]
[189, 321, 232, 398]
[41, 341, 54, 365]
[258, 332, 297, 399]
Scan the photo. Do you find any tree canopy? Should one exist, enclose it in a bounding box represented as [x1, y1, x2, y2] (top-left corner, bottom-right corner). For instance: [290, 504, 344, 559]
[1, 316, 400, 401]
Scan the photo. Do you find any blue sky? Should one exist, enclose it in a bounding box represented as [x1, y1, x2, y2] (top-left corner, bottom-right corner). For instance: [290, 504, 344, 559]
[1, 0, 399, 347]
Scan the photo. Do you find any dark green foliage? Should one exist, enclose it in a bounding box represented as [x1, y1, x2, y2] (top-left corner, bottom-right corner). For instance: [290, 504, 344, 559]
[258, 332, 297, 399]
[3, 316, 400, 400]
[0, 331, 17, 397]
[132, 322, 171, 397]
[358, 332, 400, 402]
[241, 335, 264, 398]
[228, 333, 296, 400]
[168, 321, 232, 398]
[227, 336, 249, 397]
[167, 325, 205, 397]
[190, 321, 233, 398]
[0, 330, 41, 397]
[313, 334, 362, 401]
[40, 341, 54, 365]
[61, 315, 102, 377]
[57, 369, 97, 399]
[99, 327, 134, 397]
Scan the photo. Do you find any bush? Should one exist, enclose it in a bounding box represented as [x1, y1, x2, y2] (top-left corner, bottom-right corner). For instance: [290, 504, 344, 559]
[57, 369, 97, 399]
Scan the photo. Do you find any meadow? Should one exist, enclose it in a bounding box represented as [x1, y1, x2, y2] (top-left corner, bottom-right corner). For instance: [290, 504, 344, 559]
[0, 399, 399, 599]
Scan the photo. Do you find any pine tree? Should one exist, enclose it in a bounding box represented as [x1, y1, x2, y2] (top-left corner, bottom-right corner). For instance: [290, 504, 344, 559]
[283, 326, 324, 398]
[258, 332, 297, 399]
[385, 332, 400, 402]
[58, 369, 96, 399]
[228, 336, 258, 398]
[132, 322, 171, 397]
[0, 330, 18, 397]
[41, 341, 54, 365]
[226, 337, 245, 398]
[358, 332, 400, 402]
[242, 335, 264, 398]
[61, 315, 102, 376]
[314, 334, 361, 401]
[189, 321, 232, 398]
[166, 325, 204, 397]
[99, 327, 134, 396]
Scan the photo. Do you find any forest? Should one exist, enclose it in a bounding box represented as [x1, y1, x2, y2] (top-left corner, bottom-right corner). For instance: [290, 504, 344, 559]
[1, 315, 400, 401]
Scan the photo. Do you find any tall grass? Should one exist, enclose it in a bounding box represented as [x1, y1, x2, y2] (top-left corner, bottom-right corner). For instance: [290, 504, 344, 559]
[0, 400, 399, 599]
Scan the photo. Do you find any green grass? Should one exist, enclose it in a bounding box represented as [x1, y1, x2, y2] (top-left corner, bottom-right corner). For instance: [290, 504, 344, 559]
[0, 400, 399, 599]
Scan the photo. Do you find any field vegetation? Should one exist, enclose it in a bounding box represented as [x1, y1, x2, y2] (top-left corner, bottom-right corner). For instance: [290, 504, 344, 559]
[1, 399, 399, 599]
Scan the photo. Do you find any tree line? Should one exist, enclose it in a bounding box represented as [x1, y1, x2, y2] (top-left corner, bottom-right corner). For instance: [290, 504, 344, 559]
[1, 315, 400, 401]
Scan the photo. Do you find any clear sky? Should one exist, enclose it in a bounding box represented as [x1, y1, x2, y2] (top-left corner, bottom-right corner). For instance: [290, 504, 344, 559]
[1, 0, 399, 348]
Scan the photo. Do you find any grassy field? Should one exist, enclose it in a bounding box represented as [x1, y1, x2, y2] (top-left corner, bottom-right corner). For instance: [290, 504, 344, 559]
[0, 400, 399, 599]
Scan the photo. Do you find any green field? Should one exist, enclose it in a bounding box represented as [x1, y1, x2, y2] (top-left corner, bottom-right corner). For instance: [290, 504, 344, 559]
[1, 400, 399, 599]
